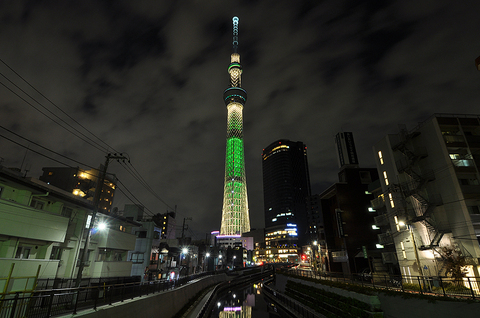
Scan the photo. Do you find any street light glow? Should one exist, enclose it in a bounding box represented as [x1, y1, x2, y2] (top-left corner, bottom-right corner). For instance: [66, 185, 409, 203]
[182, 247, 188, 254]
[97, 222, 107, 230]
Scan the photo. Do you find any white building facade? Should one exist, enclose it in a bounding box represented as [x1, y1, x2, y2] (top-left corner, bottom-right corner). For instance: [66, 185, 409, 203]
[373, 114, 480, 278]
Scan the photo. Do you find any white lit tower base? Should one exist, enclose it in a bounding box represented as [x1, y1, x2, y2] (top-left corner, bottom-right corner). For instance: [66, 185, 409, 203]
[220, 17, 250, 236]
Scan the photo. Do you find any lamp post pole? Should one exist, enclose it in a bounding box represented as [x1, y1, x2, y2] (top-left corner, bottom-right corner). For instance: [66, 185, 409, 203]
[75, 153, 127, 287]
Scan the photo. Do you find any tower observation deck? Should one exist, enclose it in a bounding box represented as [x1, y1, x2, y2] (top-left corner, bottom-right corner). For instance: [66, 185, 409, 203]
[220, 17, 250, 235]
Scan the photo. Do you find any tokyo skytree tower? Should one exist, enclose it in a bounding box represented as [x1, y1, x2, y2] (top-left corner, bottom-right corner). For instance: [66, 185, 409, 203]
[220, 17, 250, 235]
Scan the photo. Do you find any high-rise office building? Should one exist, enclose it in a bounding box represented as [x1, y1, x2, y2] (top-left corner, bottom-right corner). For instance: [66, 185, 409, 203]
[335, 132, 359, 168]
[262, 140, 311, 261]
[220, 17, 250, 235]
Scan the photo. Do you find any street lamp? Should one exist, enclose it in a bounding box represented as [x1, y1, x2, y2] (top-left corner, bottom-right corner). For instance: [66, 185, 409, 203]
[97, 222, 107, 231]
[181, 247, 189, 276]
[204, 253, 210, 272]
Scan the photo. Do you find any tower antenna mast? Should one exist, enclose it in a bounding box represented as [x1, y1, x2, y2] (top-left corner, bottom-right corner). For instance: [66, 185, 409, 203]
[220, 17, 250, 235]
[232, 16, 239, 53]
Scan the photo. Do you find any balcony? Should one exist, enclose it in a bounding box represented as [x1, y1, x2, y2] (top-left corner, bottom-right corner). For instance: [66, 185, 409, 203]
[461, 185, 480, 199]
[0, 258, 60, 280]
[378, 233, 394, 245]
[0, 201, 68, 243]
[381, 252, 397, 264]
[374, 214, 389, 227]
[91, 261, 133, 278]
[371, 196, 385, 210]
[92, 228, 136, 250]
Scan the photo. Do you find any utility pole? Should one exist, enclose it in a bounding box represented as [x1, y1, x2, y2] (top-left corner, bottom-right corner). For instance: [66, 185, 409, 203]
[75, 153, 127, 287]
[180, 217, 192, 245]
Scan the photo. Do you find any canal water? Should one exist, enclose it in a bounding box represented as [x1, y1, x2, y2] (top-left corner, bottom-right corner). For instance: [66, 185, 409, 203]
[208, 279, 294, 318]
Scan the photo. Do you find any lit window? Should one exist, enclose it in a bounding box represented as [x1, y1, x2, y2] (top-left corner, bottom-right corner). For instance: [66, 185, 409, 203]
[383, 171, 389, 186]
[400, 241, 407, 259]
[378, 151, 384, 165]
[394, 215, 402, 232]
[389, 193, 394, 208]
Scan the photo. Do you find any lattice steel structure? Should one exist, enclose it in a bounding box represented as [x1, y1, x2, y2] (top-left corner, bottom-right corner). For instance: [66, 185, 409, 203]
[220, 17, 250, 235]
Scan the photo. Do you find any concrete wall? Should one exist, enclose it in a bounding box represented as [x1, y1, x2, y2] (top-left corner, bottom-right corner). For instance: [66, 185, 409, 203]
[61, 274, 228, 318]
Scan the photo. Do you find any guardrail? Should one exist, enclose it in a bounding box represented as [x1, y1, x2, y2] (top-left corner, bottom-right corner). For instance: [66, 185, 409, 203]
[0, 271, 216, 318]
[263, 281, 322, 318]
[286, 268, 480, 299]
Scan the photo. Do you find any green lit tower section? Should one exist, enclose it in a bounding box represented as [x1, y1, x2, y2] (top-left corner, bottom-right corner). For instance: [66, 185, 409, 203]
[220, 17, 250, 235]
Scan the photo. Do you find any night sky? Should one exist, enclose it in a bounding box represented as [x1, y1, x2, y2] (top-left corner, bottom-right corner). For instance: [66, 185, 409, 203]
[1, 1, 480, 239]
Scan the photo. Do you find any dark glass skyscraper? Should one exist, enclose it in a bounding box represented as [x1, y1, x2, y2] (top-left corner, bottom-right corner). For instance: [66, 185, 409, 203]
[262, 140, 311, 258]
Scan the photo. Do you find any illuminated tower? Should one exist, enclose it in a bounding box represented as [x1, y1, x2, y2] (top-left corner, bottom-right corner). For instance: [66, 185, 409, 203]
[220, 17, 250, 235]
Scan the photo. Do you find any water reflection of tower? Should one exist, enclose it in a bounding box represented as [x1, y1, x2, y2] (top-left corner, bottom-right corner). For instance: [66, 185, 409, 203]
[217, 284, 254, 318]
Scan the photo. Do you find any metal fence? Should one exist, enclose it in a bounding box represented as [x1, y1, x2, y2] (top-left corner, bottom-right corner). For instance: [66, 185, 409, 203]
[286, 268, 480, 299]
[0, 271, 214, 318]
[262, 282, 321, 318]
[34, 275, 141, 290]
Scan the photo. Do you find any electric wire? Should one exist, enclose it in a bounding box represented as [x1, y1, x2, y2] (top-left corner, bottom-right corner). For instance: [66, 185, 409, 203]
[0, 129, 165, 216]
[0, 63, 176, 213]
[117, 160, 175, 211]
[0, 57, 119, 154]
[0, 79, 108, 153]
[0, 125, 98, 170]
[115, 178, 156, 216]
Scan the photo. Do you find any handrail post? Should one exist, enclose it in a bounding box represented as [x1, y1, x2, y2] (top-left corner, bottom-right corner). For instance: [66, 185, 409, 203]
[9, 292, 19, 318]
[45, 291, 54, 318]
[439, 276, 446, 297]
[73, 289, 80, 314]
[417, 276, 423, 295]
[467, 277, 475, 299]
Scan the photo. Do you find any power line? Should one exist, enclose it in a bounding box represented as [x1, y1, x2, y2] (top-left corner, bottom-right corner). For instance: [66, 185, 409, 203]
[0, 79, 108, 153]
[0, 58, 175, 219]
[0, 125, 98, 170]
[117, 160, 175, 211]
[0, 57, 119, 154]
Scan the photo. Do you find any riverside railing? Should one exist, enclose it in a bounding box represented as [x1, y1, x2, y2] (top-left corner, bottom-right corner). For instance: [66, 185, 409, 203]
[285, 268, 480, 299]
[0, 271, 215, 318]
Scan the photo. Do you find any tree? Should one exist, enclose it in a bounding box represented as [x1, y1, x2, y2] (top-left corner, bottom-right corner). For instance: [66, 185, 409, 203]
[440, 246, 467, 279]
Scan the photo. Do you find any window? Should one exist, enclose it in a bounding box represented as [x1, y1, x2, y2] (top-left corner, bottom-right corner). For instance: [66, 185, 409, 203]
[15, 246, 31, 259]
[359, 171, 372, 184]
[389, 193, 395, 208]
[97, 249, 107, 262]
[30, 199, 44, 210]
[61, 207, 73, 218]
[400, 242, 407, 259]
[468, 206, 480, 214]
[378, 151, 384, 164]
[50, 246, 62, 260]
[130, 253, 144, 264]
[459, 178, 479, 186]
[383, 171, 389, 186]
[136, 231, 147, 238]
